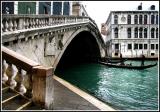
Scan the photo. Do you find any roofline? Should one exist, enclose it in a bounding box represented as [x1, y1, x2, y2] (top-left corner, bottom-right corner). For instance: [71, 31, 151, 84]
[105, 10, 159, 25]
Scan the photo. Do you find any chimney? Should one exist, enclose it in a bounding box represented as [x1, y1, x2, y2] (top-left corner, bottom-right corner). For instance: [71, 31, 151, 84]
[150, 5, 155, 10]
[138, 2, 142, 10]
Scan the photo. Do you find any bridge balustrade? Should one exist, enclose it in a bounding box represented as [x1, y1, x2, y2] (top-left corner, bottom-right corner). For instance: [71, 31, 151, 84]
[2, 15, 89, 33]
[2, 46, 54, 108]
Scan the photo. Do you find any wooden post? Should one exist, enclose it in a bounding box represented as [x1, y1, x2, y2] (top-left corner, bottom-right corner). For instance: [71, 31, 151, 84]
[32, 66, 54, 109]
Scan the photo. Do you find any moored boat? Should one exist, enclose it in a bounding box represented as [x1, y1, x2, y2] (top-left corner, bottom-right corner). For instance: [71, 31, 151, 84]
[99, 61, 157, 70]
[100, 58, 127, 63]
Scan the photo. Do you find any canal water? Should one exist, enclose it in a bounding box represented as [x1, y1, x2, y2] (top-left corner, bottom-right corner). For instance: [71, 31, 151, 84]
[55, 61, 158, 110]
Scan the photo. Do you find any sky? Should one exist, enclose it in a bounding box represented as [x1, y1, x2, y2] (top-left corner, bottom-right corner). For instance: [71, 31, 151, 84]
[82, 1, 159, 31]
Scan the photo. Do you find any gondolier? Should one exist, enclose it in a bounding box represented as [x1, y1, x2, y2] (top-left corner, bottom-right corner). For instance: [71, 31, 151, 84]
[120, 53, 125, 65]
[141, 54, 145, 66]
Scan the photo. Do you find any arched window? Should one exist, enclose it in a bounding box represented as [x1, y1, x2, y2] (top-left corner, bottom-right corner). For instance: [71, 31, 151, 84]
[156, 15, 158, 24]
[134, 27, 138, 38]
[127, 28, 131, 38]
[134, 15, 138, 24]
[156, 28, 158, 38]
[151, 15, 155, 24]
[151, 28, 155, 38]
[144, 28, 147, 38]
[139, 27, 143, 38]
[139, 15, 143, 24]
[144, 15, 148, 24]
[114, 15, 118, 24]
[127, 15, 131, 24]
[114, 27, 118, 38]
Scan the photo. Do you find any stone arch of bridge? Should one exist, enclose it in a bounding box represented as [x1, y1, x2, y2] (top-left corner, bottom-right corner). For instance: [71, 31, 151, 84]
[53, 27, 103, 72]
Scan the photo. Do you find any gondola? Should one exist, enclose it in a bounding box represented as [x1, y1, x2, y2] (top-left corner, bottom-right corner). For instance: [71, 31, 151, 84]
[99, 61, 157, 70]
[107, 59, 127, 63]
[100, 58, 127, 63]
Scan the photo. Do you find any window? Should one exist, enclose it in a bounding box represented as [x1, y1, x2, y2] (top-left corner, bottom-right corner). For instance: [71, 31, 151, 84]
[151, 53, 155, 56]
[156, 28, 158, 38]
[144, 15, 147, 24]
[151, 44, 154, 49]
[156, 44, 158, 50]
[139, 44, 143, 49]
[156, 15, 158, 24]
[114, 15, 118, 24]
[134, 27, 138, 38]
[151, 28, 155, 38]
[128, 44, 132, 50]
[53, 2, 62, 15]
[151, 15, 155, 24]
[134, 15, 138, 24]
[115, 43, 119, 50]
[144, 28, 147, 38]
[139, 27, 143, 38]
[63, 2, 70, 15]
[139, 15, 143, 24]
[127, 28, 131, 38]
[127, 15, 131, 24]
[115, 52, 118, 56]
[144, 44, 148, 49]
[114, 28, 118, 38]
[134, 44, 138, 49]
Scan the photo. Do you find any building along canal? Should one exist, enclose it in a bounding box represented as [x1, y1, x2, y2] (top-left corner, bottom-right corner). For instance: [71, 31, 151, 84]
[55, 60, 158, 110]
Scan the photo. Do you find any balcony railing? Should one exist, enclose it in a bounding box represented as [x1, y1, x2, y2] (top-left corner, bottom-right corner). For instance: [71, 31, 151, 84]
[2, 46, 54, 108]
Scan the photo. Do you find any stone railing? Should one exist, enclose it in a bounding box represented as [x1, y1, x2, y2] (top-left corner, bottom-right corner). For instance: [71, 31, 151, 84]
[2, 46, 54, 108]
[2, 14, 89, 33]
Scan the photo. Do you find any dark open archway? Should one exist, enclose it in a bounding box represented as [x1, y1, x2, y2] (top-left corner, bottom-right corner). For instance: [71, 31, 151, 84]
[55, 31, 101, 72]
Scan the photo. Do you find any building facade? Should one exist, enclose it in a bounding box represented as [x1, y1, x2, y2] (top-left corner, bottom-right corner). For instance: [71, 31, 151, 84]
[2, 1, 88, 16]
[102, 5, 159, 58]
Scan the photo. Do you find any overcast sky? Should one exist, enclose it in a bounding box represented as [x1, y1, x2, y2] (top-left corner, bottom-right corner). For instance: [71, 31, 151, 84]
[82, 1, 159, 31]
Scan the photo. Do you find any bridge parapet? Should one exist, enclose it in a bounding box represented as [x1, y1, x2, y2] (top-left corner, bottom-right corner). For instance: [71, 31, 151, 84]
[2, 46, 54, 108]
[2, 15, 107, 68]
[2, 14, 89, 34]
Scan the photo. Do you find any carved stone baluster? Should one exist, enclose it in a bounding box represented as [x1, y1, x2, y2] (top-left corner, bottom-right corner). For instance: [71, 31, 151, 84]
[23, 71, 32, 98]
[55, 18, 57, 25]
[40, 19, 43, 26]
[46, 19, 49, 26]
[2, 60, 8, 84]
[29, 18, 32, 28]
[40, 19, 42, 27]
[8, 19, 13, 31]
[40, 19, 42, 26]
[43, 19, 45, 26]
[26, 19, 29, 29]
[41, 19, 44, 26]
[36, 19, 38, 28]
[13, 19, 17, 31]
[45, 19, 47, 26]
[51, 18, 53, 25]
[15, 68, 26, 94]
[4, 19, 9, 32]
[32, 18, 35, 28]
[54, 18, 56, 25]
[42, 19, 44, 26]
[6, 62, 16, 89]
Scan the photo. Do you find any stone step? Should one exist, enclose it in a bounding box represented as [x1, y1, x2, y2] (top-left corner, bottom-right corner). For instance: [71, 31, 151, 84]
[2, 84, 43, 110]
[2, 87, 19, 102]
[2, 94, 29, 110]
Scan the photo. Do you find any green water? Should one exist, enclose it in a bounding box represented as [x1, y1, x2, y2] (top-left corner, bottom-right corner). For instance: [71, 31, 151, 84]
[55, 61, 158, 110]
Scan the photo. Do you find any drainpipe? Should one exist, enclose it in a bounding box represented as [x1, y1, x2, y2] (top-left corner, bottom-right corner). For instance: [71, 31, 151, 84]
[14, 1, 18, 14]
[51, 1, 53, 15]
[36, 1, 39, 15]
